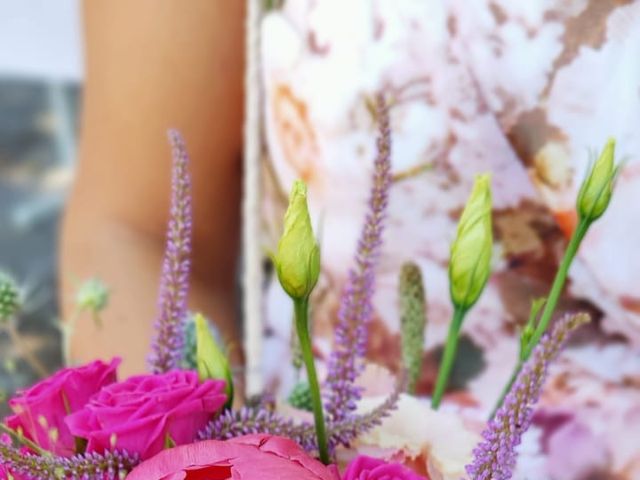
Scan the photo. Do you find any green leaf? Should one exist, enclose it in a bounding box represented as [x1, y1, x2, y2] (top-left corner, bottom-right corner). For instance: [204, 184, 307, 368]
[520, 298, 546, 360]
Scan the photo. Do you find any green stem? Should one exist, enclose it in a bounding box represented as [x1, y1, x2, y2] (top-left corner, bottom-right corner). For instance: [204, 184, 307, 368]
[0, 423, 50, 457]
[523, 218, 590, 360]
[490, 218, 591, 418]
[294, 298, 330, 464]
[60, 308, 80, 367]
[431, 306, 466, 409]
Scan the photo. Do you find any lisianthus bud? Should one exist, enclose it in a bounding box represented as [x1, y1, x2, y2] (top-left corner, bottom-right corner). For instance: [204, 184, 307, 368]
[75, 278, 109, 314]
[449, 174, 493, 310]
[577, 138, 618, 222]
[0, 272, 22, 322]
[275, 180, 320, 300]
[195, 313, 233, 406]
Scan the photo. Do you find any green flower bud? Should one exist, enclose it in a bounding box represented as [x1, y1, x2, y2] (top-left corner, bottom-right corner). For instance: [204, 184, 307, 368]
[275, 180, 320, 300]
[287, 381, 314, 412]
[0, 272, 22, 322]
[449, 174, 493, 310]
[195, 313, 233, 407]
[577, 138, 619, 222]
[399, 262, 427, 395]
[75, 278, 109, 314]
[182, 312, 202, 369]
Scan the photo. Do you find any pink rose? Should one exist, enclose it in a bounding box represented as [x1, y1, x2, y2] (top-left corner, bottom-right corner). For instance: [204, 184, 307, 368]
[5, 358, 119, 456]
[128, 434, 340, 480]
[343, 455, 428, 480]
[65, 370, 226, 460]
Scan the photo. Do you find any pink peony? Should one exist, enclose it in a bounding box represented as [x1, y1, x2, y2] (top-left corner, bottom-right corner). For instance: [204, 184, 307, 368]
[5, 358, 119, 456]
[128, 434, 340, 480]
[343, 455, 428, 480]
[65, 370, 226, 460]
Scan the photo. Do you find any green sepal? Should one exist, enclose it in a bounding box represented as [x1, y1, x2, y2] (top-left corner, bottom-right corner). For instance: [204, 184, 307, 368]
[164, 434, 176, 449]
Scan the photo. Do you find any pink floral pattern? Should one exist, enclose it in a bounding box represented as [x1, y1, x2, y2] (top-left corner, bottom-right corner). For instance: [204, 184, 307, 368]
[259, 1, 640, 478]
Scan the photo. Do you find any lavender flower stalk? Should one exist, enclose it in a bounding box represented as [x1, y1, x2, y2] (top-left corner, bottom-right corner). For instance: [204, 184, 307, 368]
[200, 406, 318, 453]
[327, 377, 403, 449]
[466, 313, 589, 480]
[0, 441, 138, 479]
[148, 130, 193, 373]
[200, 379, 402, 456]
[324, 94, 392, 422]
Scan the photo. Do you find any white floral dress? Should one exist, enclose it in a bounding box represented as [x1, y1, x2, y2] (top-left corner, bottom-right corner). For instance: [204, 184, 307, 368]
[256, 1, 640, 478]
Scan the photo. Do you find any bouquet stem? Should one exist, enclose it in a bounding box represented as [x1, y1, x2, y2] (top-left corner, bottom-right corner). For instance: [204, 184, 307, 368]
[490, 217, 590, 417]
[294, 298, 330, 464]
[522, 218, 589, 359]
[431, 306, 466, 409]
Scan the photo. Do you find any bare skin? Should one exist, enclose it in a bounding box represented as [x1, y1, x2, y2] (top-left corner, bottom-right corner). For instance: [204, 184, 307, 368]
[60, 1, 245, 377]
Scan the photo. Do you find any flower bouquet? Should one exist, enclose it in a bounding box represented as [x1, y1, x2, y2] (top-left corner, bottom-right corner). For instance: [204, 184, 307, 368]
[0, 96, 621, 479]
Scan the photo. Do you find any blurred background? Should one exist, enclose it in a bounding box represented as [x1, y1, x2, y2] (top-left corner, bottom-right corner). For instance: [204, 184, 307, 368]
[0, 0, 82, 409]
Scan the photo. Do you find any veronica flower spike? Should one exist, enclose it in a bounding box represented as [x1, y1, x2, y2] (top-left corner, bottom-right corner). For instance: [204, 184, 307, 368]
[399, 262, 427, 395]
[432, 174, 493, 409]
[467, 313, 590, 480]
[274, 180, 329, 464]
[324, 94, 392, 421]
[148, 130, 194, 374]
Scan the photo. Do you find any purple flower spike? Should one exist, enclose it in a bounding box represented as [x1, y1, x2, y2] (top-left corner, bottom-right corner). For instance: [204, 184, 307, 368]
[466, 313, 590, 480]
[199, 381, 401, 456]
[324, 94, 393, 422]
[148, 130, 193, 373]
[0, 440, 139, 479]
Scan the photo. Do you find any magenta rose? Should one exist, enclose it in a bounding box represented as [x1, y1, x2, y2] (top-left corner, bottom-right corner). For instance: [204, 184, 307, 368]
[5, 358, 120, 456]
[343, 455, 428, 480]
[65, 370, 226, 460]
[127, 434, 340, 480]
